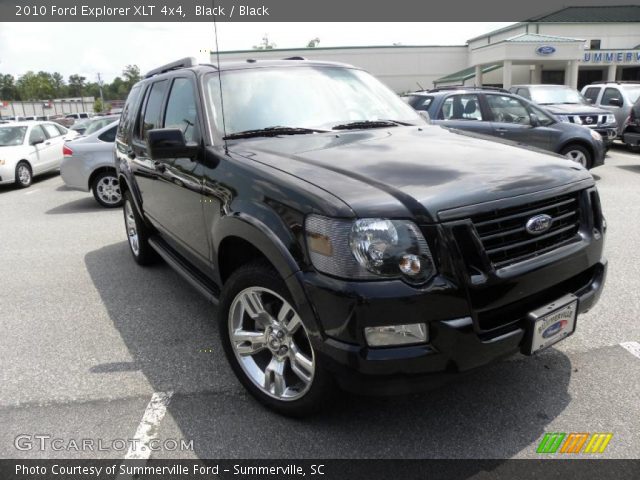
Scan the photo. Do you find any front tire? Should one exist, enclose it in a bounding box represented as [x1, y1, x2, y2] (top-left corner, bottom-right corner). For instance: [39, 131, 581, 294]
[92, 171, 123, 208]
[15, 161, 32, 188]
[561, 144, 592, 169]
[123, 191, 157, 265]
[219, 261, 334, 416]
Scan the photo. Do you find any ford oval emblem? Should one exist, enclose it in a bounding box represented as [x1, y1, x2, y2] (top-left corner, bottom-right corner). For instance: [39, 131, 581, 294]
[525, 214, 553, 235]
[542, 320, 568, 338]
[536, 45, 556, 56]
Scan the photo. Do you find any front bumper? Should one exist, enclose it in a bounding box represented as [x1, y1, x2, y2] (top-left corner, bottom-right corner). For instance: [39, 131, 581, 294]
[304, 260, 606, 395]
[0, 164, 15, 184]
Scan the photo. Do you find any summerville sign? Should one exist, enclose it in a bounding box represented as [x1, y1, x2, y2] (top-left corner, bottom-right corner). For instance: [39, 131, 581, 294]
[582, 50, 640, 64]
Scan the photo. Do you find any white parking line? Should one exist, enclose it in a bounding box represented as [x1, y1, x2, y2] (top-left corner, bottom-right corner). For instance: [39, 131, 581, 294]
[620, 341, 640, 360]
[124, 391, 173, 460]
[24, 189, 40, 195]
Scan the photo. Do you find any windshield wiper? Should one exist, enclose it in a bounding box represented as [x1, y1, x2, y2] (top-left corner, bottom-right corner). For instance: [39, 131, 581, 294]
[331, 119, 410, 130]
[223, 126, 327, 140]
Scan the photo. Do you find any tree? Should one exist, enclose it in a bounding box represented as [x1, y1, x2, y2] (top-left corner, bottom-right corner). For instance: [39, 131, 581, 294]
[0, 74, 17, 100]
[16, 71, 55, 100]
[122, 65, 141, 90]
[51, 72, 66, 97]
[68, 74, 86, 97]
[307, 38, 320, 48]
[94, 98, 105, 113]
[253, 34, 276, 50]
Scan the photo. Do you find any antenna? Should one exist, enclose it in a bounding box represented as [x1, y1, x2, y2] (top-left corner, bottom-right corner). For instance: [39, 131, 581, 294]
[212, 0, 228, 152]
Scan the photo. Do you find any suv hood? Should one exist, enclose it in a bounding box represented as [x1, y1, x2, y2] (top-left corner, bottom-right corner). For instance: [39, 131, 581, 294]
[541, 103, 609, 116]
[233, 125, 593, 222]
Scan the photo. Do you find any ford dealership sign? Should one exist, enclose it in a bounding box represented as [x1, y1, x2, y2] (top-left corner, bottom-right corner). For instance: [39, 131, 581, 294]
[536, 45, 556, 56]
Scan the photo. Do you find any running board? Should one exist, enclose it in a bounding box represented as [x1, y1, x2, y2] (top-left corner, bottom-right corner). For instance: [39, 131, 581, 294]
[148, 236, 220, 305]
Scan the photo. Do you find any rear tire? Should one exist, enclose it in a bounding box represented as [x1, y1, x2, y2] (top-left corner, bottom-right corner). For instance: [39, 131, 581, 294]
[219, 261, 335, 416]
[92, 171, 123, 208]
[14, 161, 32, 188]
[123, 191, 158, 265]
[561, 144, 592, 169]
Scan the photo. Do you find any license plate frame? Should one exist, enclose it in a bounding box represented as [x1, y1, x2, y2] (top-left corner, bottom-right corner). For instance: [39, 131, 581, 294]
[524, 294, 578, 355]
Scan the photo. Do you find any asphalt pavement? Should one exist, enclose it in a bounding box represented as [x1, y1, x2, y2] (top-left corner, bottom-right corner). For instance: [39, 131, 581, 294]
[0, 146, 639, 460]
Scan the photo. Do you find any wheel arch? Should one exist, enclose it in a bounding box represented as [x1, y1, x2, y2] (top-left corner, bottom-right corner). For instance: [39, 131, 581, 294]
[88, 165, 117, 191]
[558, 139, 594, 163]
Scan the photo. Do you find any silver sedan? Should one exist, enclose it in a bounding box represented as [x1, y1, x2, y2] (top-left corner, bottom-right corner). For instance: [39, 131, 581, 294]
[60, 121, 122, 207]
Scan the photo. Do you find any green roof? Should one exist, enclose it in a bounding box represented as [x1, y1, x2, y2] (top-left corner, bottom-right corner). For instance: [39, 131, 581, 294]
[505, 33, 584, 43]
[434, 64, 501, 85]
[529, 5, 640, 23]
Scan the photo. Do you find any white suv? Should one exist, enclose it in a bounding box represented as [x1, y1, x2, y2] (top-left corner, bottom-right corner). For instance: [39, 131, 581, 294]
[0, 122, 78, 188]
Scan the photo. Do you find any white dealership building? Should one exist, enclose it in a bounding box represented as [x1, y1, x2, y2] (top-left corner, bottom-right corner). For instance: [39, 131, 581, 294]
[213, 5, 640, 93]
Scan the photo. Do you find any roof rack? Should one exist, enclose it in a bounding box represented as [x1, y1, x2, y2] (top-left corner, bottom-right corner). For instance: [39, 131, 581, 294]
[589, 80, 640, 85]
[144, 57, 197, 78]
[427, 85, 510, 93]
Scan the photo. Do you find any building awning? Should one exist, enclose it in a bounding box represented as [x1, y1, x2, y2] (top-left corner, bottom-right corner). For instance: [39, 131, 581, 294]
[434, 64, 501, 85]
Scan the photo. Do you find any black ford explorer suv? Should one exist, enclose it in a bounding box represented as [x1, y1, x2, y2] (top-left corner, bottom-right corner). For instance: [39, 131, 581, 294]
[116, 58, 607, 416]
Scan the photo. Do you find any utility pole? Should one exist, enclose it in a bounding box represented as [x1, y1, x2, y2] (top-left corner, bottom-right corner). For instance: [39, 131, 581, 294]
[97, 72, 105, 109]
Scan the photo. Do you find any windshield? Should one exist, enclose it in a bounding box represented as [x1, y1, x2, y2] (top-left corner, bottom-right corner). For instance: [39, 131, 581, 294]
[622, 85, 640, 103]
[530, 86, 586, 105]
[0, 126, 27, 146]
[206, 66, 422, 135]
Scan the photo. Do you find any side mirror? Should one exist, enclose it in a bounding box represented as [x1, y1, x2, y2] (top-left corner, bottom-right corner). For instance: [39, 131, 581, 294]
[609, 98, 623, 107]
[30, 138, 44, 146]
[586, 98, 594, 104]
[147, 129, 198, 160]
[529, 113, 540, 127]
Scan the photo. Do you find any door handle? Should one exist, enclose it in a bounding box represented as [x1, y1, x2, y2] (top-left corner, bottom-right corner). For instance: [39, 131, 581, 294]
[153, 161, 166, 172]
[127, 151, 136, 160]
[45, 141, 51, 145]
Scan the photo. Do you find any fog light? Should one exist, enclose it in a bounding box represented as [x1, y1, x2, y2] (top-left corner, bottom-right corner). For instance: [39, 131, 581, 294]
[364, 323, 428, 347]
[399, 254, 421, 276]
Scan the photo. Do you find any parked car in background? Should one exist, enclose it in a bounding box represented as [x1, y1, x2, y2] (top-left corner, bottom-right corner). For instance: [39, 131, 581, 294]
[61, 121, 121, 207]
[622, 96, 640, 151]
[510, 84, 617, 146]
[0, 121, 78, 188]
[116, 58, 606, 415]
[70, 115, 119, 136]
[581, 81, 640, 136]
[65, 112, 92, 121]
[406, 87, 605, 169]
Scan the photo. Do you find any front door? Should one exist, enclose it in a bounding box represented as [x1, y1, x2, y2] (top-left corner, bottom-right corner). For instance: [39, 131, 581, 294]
[432, 93, 496, 137]
[485, 94, 551, 150]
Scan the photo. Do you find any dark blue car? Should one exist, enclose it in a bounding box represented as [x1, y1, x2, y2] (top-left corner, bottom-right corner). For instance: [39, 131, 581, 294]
[406, 87, 605, 169]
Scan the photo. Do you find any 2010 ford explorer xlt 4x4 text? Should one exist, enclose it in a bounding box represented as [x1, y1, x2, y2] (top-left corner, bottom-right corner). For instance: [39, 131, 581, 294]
[116, 58, 607, 416]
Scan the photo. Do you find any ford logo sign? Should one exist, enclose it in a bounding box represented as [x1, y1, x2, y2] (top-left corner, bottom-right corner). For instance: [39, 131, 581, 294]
[536, 45, 556, 56]
[525, 214, 553, 235]
[542, 320, 568, 338]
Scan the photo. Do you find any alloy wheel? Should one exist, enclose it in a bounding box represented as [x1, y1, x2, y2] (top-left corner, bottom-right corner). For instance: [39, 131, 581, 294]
[565, 149, 588, 168]
[17, 165, 31, 186]
[96, 176, 121, 205]
[228, 287, 315, 401]
[124, 200, 140, 256]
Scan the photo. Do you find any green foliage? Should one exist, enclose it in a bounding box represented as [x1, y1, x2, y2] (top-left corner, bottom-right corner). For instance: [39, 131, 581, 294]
[0, 64, 141, 101]
[94, 98, 105, 113]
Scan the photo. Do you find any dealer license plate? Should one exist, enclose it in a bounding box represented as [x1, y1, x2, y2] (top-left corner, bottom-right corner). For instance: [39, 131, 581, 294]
[525, 294, 578, 355]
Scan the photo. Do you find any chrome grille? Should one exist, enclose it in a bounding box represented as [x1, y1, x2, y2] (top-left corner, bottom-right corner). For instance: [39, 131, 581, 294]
[471, 192, 581, 269]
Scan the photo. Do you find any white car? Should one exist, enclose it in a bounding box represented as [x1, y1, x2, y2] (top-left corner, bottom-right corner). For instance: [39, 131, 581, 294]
[0, 121, 78, 188]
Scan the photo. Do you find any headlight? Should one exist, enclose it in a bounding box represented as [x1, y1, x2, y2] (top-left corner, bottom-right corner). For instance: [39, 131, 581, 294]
[590, 129, 602, 141]
[305, 215, 436, 284]
[555, 115, 569, 123]
[605, 114, 616, 125]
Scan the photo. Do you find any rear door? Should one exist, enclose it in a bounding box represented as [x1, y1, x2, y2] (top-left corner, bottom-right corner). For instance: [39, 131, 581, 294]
[41, 123, 66, 170]
[485, 94, 552, 150]
[130, 79, 170, 228]
[431, 93, 496, 136]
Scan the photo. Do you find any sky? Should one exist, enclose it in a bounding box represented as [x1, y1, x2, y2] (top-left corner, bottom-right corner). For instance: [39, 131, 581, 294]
[0, 22, 515, 83]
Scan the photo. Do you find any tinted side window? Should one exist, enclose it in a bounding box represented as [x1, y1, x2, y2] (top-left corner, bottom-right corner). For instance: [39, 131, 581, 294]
[29, 126, 47, 144]
[98, 126, 117, 143]
[407, 95, 433, 110]
[439, 94, 483, 120]
[141, 80, 169, 139]
[55, 124, 67, 135]
[118, 84, 143, 143]
[602, 88, 621, 106]
[583, 87, 600, 104]
[486, 95, 531, 125]
[164, 78, 199, 143]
